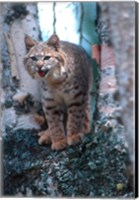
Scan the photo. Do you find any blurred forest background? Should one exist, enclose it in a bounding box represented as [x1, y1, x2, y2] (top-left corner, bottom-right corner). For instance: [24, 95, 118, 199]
[0, 2, 135, 197]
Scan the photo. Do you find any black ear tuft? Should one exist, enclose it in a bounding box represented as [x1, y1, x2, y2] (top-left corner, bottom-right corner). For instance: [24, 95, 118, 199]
[24, 34, 38, 51]
[47, 34, 60, 49]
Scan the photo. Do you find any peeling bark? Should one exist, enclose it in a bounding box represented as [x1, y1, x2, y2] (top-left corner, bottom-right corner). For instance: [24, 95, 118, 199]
[4, 32, 20, 80]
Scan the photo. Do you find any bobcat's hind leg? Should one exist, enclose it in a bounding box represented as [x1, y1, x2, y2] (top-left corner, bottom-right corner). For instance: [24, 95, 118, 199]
[45, 107, 67, 150]
[67, 103, 85, 146]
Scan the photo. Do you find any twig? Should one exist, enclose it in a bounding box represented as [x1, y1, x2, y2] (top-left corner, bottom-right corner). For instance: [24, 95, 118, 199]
[53, 2, 56, 34]
[79, 2, 84, 44]
[4, 32, 20, 80]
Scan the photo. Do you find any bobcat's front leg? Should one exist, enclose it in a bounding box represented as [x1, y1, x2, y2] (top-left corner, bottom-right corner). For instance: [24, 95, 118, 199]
[38, 105, 67, 150]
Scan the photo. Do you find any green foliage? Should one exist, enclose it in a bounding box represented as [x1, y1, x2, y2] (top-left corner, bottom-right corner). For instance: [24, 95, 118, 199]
[80, 2, 99, 55]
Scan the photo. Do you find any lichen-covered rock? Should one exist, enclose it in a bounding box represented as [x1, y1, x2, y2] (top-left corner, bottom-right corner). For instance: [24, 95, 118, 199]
[4, 120, 131, 197]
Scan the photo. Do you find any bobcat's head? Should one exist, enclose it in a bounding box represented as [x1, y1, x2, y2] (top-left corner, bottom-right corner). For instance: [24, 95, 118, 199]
[24, 34, 66, 81]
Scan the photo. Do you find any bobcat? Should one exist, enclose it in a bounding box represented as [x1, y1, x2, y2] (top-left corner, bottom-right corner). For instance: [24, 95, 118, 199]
[24, 34, 93, 150]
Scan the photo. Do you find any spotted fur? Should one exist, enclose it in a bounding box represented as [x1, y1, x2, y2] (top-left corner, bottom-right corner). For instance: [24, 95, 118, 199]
[24, 34, 93, 150]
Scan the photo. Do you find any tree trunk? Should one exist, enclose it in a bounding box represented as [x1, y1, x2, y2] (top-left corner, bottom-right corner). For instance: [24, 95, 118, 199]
[97, 1, 135, 192]
[1, 3, 41, 132]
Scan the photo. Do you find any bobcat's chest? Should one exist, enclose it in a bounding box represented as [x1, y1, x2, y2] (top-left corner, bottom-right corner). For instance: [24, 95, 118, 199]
[53, 85, 73, 105]
[41, 80, 74, 106]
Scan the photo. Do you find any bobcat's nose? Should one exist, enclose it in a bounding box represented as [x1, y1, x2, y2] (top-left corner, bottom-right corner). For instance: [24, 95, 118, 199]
[36, 60, 44, 69]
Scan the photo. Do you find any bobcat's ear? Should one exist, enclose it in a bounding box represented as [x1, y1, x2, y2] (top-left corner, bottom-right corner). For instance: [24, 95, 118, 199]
[47, 34, 60, 49]
[24, 34, 38, 51]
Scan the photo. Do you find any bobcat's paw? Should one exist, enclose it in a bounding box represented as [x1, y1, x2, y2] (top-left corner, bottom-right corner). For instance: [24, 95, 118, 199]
[51, 138, 67, 150]
[38, 130, 51, 145]
[67, 133, 83, 146]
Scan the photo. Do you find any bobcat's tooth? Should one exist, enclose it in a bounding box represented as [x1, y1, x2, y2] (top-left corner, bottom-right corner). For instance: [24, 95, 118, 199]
[41, 66, 45, 71]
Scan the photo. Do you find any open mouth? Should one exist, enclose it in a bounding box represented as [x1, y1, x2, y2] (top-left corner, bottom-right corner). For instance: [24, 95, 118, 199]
[38, 69, 49, 77]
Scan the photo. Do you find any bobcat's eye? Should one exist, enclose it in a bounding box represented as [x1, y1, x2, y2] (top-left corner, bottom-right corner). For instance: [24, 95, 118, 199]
[44, 56, 51, 60]
[30, 56, 38, 61]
